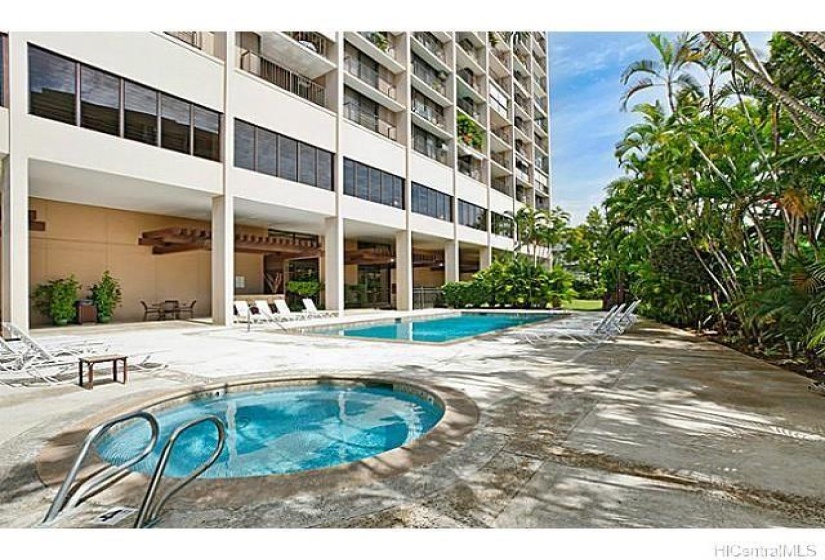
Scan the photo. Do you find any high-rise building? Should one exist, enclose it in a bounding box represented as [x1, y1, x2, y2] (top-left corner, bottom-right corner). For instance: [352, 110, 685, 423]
[0, 31, 550, 328]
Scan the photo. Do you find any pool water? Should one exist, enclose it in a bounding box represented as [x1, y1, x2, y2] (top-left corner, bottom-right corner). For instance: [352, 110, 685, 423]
[95, 385, 443, 478]
[309, 312, 556, 343]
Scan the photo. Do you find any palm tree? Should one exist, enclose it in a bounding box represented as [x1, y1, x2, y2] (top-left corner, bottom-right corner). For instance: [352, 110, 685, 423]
[620, 32, 704, 113]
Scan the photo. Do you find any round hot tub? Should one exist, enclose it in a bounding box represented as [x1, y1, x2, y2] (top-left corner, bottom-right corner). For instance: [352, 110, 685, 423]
[95, 381, 444, 479]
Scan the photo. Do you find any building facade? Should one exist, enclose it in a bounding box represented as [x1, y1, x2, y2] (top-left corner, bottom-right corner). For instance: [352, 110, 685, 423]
[0, 31, 551, 329]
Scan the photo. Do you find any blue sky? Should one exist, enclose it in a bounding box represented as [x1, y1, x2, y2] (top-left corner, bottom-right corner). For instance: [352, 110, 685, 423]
[548, 32, 771, 224]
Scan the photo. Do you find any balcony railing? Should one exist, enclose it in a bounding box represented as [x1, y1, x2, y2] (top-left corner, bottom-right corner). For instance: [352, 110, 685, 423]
[458, 159, 483, 181]
[535, 169, 549, 191]
[344, 103, 397, 141]
[359, 32, 396, 59]
[413, 135, 449, 165]
[489, 94, 508, 119]
[412, 100, 446, 128]
[240, 50, 326, 107]
[515, 93, 531, 113]
[412, 62, 447, 96]
[492, 177, 513, 197]
[514, 118, 530, 136]
[165, 31, 216, 55]
[493, 50, 510, 70]
[457, 97, 482, 122]
[412, 32, 446, 62]
[492, 127, 511, 144]
[284, 32, 330, 58]
[344, 56, 397, 99]
[457, 68, 481, 94]
[515, 167, 530, 184]
[458, 39, 481, 66]
[491, 152, 511, 170]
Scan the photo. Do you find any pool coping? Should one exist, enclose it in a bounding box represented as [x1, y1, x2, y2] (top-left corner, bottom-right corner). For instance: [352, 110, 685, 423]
[36, 375, 480, 514]
[285, 309, 570, 346]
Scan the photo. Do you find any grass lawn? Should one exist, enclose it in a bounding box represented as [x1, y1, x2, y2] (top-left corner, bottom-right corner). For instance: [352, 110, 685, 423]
[562, 299, 603, 312]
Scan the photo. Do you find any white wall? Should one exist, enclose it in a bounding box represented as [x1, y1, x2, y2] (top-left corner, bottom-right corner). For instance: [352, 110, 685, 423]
[455, 174, 487, 207]
[409, 152, 453, 195]
[232, 168, 336, 217]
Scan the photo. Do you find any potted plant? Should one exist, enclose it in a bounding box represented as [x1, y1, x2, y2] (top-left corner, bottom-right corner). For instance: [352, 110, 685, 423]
[90, 270, 122, 323]
[33, 275, 81, 326]
[373, 33, 390, 53]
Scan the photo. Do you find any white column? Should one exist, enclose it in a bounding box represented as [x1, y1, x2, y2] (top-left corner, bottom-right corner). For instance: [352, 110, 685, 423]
[324, 216, 344, 314]
[1, 154, 29, 330]
[211, 195, 234, 326]
[444, 240, 459, 283]
[480, 246, 492, 270]
[395, 230, 413, 311]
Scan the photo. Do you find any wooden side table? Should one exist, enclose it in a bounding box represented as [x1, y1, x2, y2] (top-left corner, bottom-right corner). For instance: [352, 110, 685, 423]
[78, 355, 128, 389]
[75, 301, 98, 325]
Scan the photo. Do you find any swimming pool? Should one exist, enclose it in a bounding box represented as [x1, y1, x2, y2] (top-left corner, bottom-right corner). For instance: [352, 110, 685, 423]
[306, 312, 557, 343]
[95, 383, 443, 478]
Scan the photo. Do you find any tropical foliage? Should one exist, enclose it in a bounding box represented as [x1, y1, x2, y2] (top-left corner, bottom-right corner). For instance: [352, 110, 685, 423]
[90, 270, 122, 322]
[600, 31, 825, 366]
[33, 275, 81, 326]
[442, 254, 576, 309]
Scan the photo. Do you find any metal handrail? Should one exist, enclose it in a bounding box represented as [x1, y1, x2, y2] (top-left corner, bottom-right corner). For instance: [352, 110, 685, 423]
[412, 32, 446, 62]
[134, 415, 226, 528]
[343, 102, 397, 141]
[43, 411, 160, 524]
[343, 56, 397, 99]
[239, 50, 326, 108]
[284, 31, 329, 58]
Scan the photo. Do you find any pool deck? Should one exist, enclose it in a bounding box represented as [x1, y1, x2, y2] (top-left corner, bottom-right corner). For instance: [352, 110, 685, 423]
[1, 309, 824, 528]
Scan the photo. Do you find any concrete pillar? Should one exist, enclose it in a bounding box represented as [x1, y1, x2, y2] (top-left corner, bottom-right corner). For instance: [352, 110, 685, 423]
[480, 246, 492, 270]
[211, 195, 234, 326]
[444, 240, 459, 283]
[395, 230, 413, 311]
[1, 155, 29, 330]
[324, 216, 344, 313]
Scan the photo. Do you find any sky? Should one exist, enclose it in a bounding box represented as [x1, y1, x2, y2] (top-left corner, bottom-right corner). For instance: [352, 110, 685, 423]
[548, 32, 772, 224]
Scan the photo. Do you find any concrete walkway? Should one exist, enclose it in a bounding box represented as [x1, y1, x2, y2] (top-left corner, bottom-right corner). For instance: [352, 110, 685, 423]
[1, 313, 823, 528]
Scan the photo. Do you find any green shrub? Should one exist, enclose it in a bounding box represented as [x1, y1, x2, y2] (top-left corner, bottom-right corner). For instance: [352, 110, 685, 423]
[33, 275, 81, 325]
[90, 270, 122, 322]
[286, 280, 322, 298]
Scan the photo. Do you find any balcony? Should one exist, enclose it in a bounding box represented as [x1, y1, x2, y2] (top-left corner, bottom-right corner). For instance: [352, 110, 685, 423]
[490, 152, 511, 170]
[412, 32, 446, 63]
[492, 177, 513, 197]
[344, 103, 397, 141]
[412, 99, 446, 129]
[359, 32, 397, 60]
[515, 166, 530, 184]
[515, 93, 531, 114]
[412, 131, 449, 165]
[491, 126, 512, 144]
[493, 50, 510, 70]
[284, 32, 330, 58]
[458, 158, 483, 182]
[239, 50, 326, 107]
[457, 68, 483, 99]
[412, 61, 448, 98]
[344, 56, 397, 100]
[457, 97, 483, 123]
[165, 32, 218, 56]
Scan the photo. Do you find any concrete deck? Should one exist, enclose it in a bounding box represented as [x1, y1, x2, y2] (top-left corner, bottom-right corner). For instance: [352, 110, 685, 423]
[1, 311, 823, 528]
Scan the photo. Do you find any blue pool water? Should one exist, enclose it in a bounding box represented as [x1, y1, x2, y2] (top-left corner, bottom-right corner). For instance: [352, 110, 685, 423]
[309, 312, 556, 343]
[95, 385, 443, 478]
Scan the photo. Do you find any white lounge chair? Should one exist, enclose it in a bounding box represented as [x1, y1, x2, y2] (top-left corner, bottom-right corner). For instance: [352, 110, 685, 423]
[234, 301, 267, 324]
[521, 302, 638, 346]
[253, 300, 281, 323]
[301, 298, 337, 318]
[273, 299, 306, 321]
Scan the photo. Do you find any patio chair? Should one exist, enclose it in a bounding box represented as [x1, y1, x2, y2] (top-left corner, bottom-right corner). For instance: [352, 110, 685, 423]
[140, 301, 162, 321]
[520, 306, 626, 346]
[234, 301, 267, 324]
[177, 301, 197, 320]
[161, 300, 180, 320]
[301, 298, 337, 318]
[273, 299, 306, 321]
[253, 300, 280, 323]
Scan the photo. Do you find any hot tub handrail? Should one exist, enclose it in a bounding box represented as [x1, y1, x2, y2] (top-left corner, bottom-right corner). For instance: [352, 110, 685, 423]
[134, 414, 226, 528]
[42, 411, 160, 525]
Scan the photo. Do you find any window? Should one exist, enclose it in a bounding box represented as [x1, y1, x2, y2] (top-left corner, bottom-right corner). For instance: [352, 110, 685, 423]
[299, 143, 317, 186]
[458, 199, 486, 231]
[344, 158, 404, 209]
[79, 66, 121, 136]
[254, 127, 277, 176]
[412, 125, 446, 164]
[193, 106, 220, 161]
[343, 158, 355, 195]
[0, 34, 6, 107]
[492, 212, 514, 237]
[234, 120, 255, 170]
[412, 182, 452, 222]
[29, 46, 77, 124]
[278, 136, 298, 181]
[317, 150, 333, 190]
[160, 94, 191, 154]
[124, 81, 158, 145]
[29, 45, 222, 160]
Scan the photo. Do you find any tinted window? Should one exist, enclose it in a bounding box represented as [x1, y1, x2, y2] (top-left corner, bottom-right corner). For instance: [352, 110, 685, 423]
[278, 136, 298, 181]
[193, 106, 220, 161]
[256, 128, 277, 176]
[343, 158, 355, 195]
[160, 94, 191, 154]
[124, 81, 158, 145]
[393, 176, 404, 208]
[29, 47, 77, 124]
[234, 120, 255, 170]
[356, 163, 369, 200]
[317, 150, 333, 190]
[369, 169, 382, 203]
[80, 66, 120, 135]
[299, 143, 317, 186]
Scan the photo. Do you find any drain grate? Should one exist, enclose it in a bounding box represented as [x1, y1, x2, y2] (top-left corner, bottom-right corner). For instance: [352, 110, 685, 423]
[93, 507, 137, 526]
